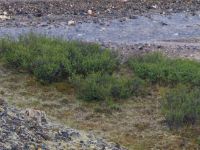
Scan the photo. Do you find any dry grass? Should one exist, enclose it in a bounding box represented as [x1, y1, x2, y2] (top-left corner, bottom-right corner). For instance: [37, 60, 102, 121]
[0, 62, 198, 149]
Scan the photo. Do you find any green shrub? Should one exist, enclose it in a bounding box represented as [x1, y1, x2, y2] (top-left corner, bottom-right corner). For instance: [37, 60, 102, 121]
[111, 77, 146, 99]
[69, 42, 118, 75]
[128, 52, 200, 86]
[76, 73, 113, 101]
[0, 34, 149, 102]
[74, 73, 146, 101]
[0, 34, 118, 82]
[162, 85, 200, 128]
[197, 136, 200, 145]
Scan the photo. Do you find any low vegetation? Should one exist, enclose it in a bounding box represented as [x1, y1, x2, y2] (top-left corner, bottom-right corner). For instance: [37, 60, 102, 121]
[162, 85, 200, 128]
[128, 53, 200, 127]
[72, 73, 146, 101]
[1, 34, 200, 129]
[0, 34, 118, 83]
[128, 52, 200, 86]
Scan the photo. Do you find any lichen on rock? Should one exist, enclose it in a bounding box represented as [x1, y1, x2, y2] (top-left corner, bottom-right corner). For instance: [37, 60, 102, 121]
[0, 98, 125, 150]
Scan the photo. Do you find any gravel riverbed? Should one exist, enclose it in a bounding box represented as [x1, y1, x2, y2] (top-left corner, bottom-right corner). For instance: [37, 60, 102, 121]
[1, 0, 200, 23]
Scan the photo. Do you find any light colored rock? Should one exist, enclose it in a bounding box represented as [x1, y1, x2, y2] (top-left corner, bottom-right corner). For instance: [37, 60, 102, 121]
[0, 101, 125, 150]
[88, 9, 93, 15]
[152, 5, 158, 9]
[68, 20, 76, 26]
[3, 11, 8, 15]
[0, 15, 10, 20]
[121, 0, 128, 2]
[0, 98, 5, 105]
[23, 108, 47, 125]
[0, 107, 4, 112]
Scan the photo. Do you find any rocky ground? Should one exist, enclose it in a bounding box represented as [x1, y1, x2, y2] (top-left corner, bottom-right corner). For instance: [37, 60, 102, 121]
[106, 40, 200, 62]
[0, 98, 125, 150]
[1, 0, 200, 23]
[1, 0, 200, 27]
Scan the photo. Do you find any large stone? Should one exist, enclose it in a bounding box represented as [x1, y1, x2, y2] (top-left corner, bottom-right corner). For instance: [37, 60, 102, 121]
[23, 108, 47, 125]
[0, 98, 5, 105]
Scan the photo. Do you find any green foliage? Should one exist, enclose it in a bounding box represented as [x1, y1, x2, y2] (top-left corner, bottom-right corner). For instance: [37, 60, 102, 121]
[197, 136, 200, 145]
[0, 34, 118, 82]
[162, 85, 200, 128]
[128, 52, 200, 86]
[106, 99, 121, 111]
[128, 52, 200, 128]
[3, 34, 200, 128]
[0, 34, 148, 102]
[76, 73, 113, 101]
[74, 72, 146, 101]
[111, 77, 145, 99]
[69, 42, 118, 75]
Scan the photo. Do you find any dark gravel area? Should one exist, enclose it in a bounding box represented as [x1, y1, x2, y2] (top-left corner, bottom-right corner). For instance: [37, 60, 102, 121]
[1, 0, 200, 22]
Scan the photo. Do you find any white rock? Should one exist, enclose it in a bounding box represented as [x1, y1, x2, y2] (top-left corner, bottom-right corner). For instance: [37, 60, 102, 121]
[100, 27, 106, 31]
[68, 20, 76, 26]
[174, 33, 179, 36]
[88, 10, 93, 15]
[3, 11, 7, 15]
[152, 5, 158, 9]
[0, 15, 10, 20]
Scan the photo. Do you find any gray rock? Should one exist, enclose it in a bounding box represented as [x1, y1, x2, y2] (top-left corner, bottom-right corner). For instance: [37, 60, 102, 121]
[0, 99, 126, 150]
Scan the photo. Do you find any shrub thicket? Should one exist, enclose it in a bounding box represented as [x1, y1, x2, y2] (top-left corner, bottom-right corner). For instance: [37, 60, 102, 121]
[0, 34, 118, 82]
[110, 77, 145, 99]
[128, 52, 200, 86]
[74, 73, 146, 101]
[128, 52, 200, 127]
[162, 85, 200, 128]
[3, 34, 200, 128]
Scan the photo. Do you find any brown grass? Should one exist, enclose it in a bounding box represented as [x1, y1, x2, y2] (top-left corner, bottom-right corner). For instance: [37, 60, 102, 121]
[0, 63, 199, 149]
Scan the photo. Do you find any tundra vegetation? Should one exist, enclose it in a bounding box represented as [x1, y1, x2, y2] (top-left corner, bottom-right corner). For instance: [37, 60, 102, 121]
[1, 34, 200, 129]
